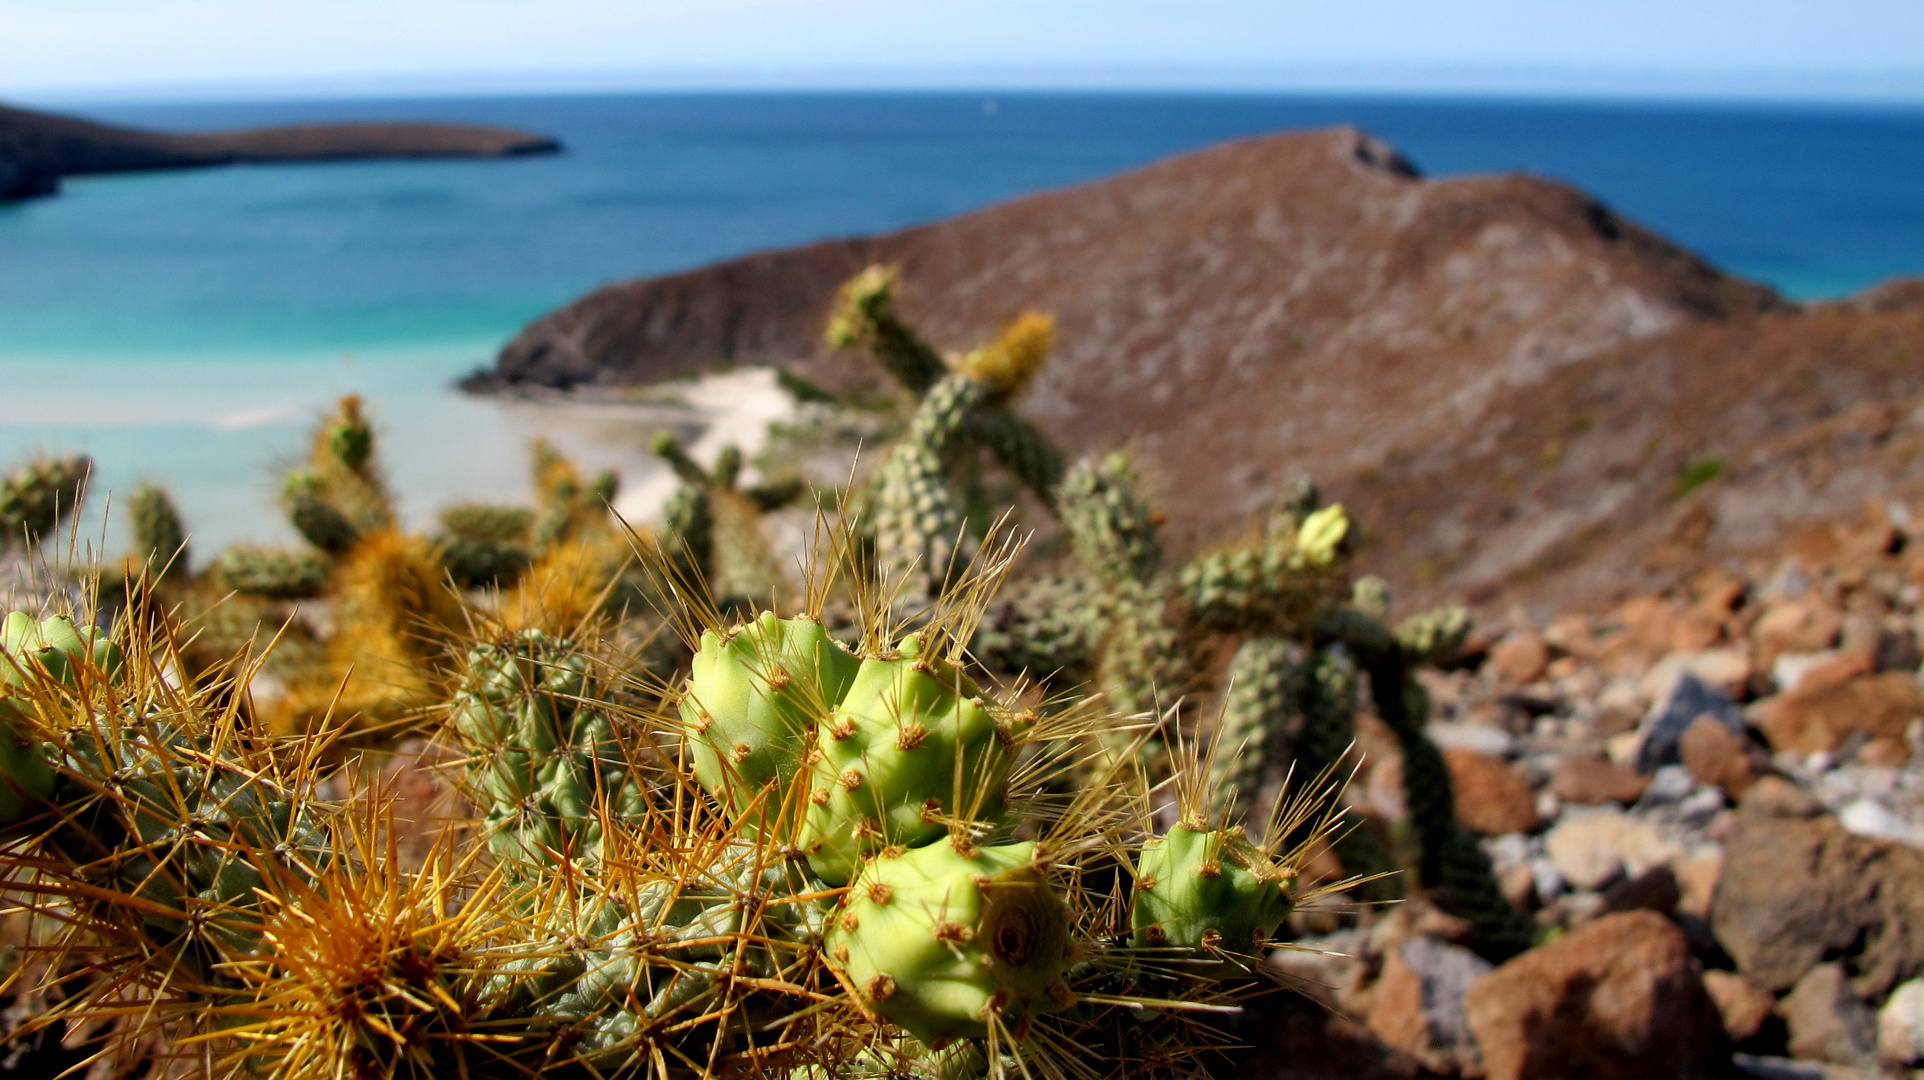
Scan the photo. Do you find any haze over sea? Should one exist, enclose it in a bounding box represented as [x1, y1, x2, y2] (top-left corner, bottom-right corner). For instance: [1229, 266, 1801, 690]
[3, 92, 1923, 553]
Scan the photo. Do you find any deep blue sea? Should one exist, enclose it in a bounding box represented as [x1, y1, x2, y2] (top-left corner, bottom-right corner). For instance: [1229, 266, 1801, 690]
[3, 92, 1922, 552]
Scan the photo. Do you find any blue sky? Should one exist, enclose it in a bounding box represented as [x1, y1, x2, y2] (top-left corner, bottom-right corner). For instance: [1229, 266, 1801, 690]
[5, 0, 1924, 101]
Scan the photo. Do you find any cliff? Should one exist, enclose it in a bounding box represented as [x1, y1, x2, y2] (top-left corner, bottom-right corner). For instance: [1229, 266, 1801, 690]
[0, 102, 560, 200]
[478, 126, 1924, 615]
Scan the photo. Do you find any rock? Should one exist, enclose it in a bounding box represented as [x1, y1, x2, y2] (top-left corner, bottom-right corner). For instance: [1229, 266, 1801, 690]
[1778, 963, 1876, 1065]
[1754, 600, 1845, 668]
[1673, 851, 1724, 919]
[1681, 714, 1758, 796]
[1781, 650, 1876, 695]
[1601, 863, 1681, 916]
[1424, 722, 1516, 758]
[1490, 633, 1551, 685]
[1638, 672, 1748, 774]
[1773, 650, 1850, 694]
[1544, 809, 1677, 892]
[1739, 775, 1825, 821]
[1550, 755, 1651, 806]
[1837, 799, 1924, 845]
[1239, 990, 1434, 1080]
[1711, 813, 1924, 997]
[1443, 748, 1541, 835]
[1877, 978, 1924, 1064]
[1464, 910, 1725, 1080]
[1366, 936, 1493, 1075]
[1752, 671, 1924, 759]
[1643, 647, 1753, 699]
[1705, 969, 1780, 1043]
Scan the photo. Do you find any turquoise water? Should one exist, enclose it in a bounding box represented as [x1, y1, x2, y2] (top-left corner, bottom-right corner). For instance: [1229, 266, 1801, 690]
[3, 92, 1923, 553]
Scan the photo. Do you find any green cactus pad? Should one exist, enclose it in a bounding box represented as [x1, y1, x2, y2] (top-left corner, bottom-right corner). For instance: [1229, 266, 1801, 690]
[679, 612, 858, 830]
[802, 634, 1023, 885]
[827, 840, 1072, 1044]
[0, 613, 119, 821]
[1130, 825, 1292, 974]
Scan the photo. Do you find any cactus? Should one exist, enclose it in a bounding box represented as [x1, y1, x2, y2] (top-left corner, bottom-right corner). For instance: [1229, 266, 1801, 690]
[970, 573, 1101, 681]
[678, 611, 859, 830]
[0, 452, 90, 548]
[450, 630, 646, 868]
[872, 373, 987, 602]
[128, 482, 188, 580]
[825, 265, 948, 395]
[801, 631, 1027, 885]
[284, 468, 361, 556]
[1131, 824, 1293, 976]
[828, 839, 1073, 1044]
[1207, 634, 1304, 815]
[1059, 452, 1161, 586]
[207, 545, 330, 600]
[1396, 604, 1472, 667]
[1180, 503, 1348, 633]
[531, 437, 618, 548]
[434, 502, 535, 588]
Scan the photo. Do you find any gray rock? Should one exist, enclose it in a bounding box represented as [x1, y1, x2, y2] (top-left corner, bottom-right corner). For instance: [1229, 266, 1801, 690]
[1638, 673, 1747, 774]
[1779, 963, 1877, 1065]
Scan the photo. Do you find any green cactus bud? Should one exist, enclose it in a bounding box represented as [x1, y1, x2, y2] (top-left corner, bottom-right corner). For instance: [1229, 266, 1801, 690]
[1131, 825, 1291, 974]
[680, 612, 858, 829]
[802, 634, 1023, 885]
[0, 613, 120, 821]
[828, 840, 1072, 1044]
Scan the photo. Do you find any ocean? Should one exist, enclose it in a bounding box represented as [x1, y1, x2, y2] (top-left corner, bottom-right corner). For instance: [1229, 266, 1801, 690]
[3, 92, 1923, 554]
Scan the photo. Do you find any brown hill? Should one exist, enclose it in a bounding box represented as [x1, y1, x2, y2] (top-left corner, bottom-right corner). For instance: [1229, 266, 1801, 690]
[478, 127, 1924, 615]
[0, 102, 559, 200]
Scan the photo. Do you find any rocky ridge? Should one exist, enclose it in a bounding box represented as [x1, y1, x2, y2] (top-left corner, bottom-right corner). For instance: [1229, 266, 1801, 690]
[0, 101, 560, 200]
[476, 125, 1924, 619]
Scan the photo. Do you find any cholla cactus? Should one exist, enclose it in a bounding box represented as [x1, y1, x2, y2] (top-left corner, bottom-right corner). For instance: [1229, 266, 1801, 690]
[128, 482, 189, 580]
[0, 452, 90, 548]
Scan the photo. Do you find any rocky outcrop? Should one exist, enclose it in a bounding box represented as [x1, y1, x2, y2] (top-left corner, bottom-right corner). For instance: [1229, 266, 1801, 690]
[0, 102, 559, 200]
[478, 124, 1924, 615]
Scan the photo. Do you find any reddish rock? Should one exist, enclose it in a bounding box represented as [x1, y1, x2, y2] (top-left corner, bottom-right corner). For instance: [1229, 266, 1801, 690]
[1753, 671, 1924, 758]
[1679, 715, 1757, 797]
[1753, 600, 1845, 668]
[1792, 649, 1876, 693]
[1239, 990, 1433, 1080]
[1489, 633, 1551, 686]
[1463, 910, 1725, 1080]
[1779, 962, 1877, 1065]
[1711, 813, 1924, 998]
[1672, 851, 1724, 919]
[1703, 970, 1777, 1043]
[1444, 748, 1541, 835]
[1549, 755, 1651, 806]
[1601, 864, 1681, 916]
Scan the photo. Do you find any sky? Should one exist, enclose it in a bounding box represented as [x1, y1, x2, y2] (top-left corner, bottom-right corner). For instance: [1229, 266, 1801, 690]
[4, 0, 1924, 102]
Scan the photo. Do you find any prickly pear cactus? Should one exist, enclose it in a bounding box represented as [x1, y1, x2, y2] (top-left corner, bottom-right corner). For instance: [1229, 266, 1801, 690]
[828, 839, 1073, 1043]
[801, 633, 1025, 885]
[451, 630, 644, 868]
[1131, 824, 1292, 975]
[679, 611, 859, 829]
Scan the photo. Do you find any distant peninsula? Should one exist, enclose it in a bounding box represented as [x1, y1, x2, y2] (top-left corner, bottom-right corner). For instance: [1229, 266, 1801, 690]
[0, 102, 560, 200]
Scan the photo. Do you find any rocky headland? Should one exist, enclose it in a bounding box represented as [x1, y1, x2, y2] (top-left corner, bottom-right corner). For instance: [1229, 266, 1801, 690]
[0, 101, 560, 200]
[474, 125, 1924, 624]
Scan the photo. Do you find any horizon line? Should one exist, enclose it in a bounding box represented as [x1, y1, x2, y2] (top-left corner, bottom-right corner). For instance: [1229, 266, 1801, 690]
[12, 62, 1924, 109]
